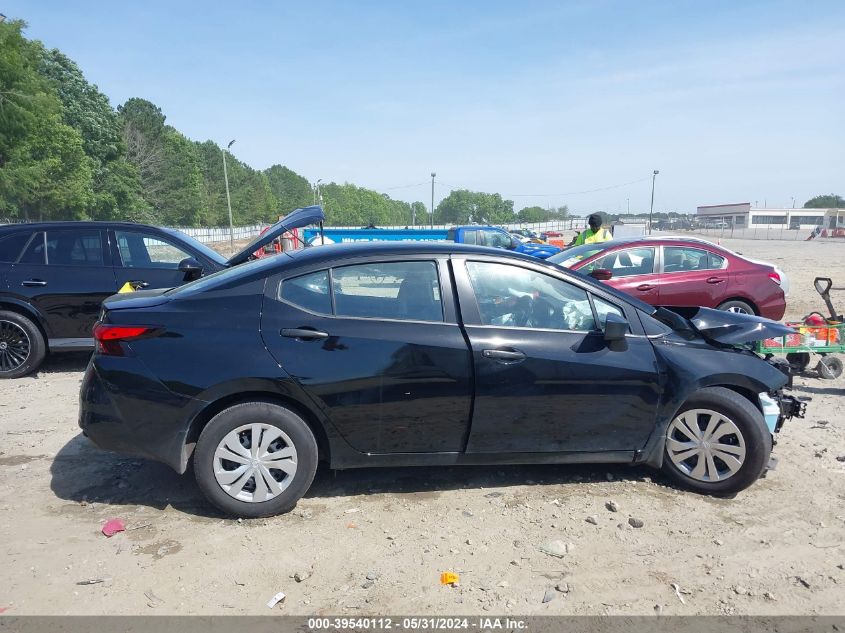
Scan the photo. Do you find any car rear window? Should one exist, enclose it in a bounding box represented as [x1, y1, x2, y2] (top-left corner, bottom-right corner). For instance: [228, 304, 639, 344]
[0, 231, 32, 263]
[280, 270, 331, 314]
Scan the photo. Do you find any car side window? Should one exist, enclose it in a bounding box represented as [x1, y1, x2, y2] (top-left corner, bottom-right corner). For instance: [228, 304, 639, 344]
[45, 229, 105, 266]
[583, 247, 655, 278]
[592, 295, 625, 329]
[115, 231, 192, 269]
[332, 261, 442, 322]
[18, 232, 46, 264]
[466, 261, 596, 331]
[280, 270, 331, 314]
[663, 246, 723, 273]
[483, 230, 512, 249]
[0, 232, 32, 263]
[463, 230, 478, 245]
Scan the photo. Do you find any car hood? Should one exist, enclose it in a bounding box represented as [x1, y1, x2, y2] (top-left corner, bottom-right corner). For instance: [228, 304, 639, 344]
[226, 205, 325, 266]
[689, 307, 795, 345]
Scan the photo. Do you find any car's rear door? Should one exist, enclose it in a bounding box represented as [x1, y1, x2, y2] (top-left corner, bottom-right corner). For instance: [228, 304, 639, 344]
[5, 228, 115, 342]
[454, 255, 661, 454]
[658, 245, 729, 310]
[260, 255, 473, 454]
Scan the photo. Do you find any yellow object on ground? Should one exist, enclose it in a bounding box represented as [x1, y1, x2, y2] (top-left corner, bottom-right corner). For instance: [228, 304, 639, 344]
[440, 571, 459, 585]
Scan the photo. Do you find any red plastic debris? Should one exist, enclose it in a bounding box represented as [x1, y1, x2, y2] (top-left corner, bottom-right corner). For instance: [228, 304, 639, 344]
[101, 519, 126, 537]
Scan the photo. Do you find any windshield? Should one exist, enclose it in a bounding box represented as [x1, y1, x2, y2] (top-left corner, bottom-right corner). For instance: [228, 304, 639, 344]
[160, 228, 228, 267]
[547, 243, 610, 267]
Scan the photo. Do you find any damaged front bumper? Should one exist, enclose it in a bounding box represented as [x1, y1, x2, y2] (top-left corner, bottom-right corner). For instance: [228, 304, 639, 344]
[759, 391, 807, 435]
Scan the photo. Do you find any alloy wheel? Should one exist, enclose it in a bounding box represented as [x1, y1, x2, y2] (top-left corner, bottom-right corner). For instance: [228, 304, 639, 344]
[666, 409, 746, 482]
[726, 306, 749, 314]
[213, 423, 298, 503]
[0, 320, 31, 373]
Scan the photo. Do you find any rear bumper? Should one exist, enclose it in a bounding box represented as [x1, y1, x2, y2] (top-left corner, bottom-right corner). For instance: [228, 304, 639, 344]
[79, 355, 205, 472]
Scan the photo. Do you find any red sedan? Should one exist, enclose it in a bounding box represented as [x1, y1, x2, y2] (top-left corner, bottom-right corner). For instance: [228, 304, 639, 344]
[548, 237, 788, 320]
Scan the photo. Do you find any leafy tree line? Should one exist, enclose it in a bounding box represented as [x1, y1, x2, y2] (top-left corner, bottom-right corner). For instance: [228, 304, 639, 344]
[0, 20, 427, 228]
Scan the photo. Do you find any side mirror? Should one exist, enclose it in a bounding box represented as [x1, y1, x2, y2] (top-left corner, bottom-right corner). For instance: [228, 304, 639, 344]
[603, 312, 629, 343]
[590, 268, 613, 281]
[178, 257, 203, 281]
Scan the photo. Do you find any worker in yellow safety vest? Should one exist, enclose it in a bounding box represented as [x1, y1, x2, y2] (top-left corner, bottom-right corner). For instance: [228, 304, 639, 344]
[572, 213, 613, 246]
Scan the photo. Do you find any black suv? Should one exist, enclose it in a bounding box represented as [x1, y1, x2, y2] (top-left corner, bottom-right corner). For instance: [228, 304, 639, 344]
[0, 213, 310, 378]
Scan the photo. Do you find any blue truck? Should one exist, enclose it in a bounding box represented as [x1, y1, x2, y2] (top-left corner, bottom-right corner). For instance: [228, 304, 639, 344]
[301, 225, 561, 259]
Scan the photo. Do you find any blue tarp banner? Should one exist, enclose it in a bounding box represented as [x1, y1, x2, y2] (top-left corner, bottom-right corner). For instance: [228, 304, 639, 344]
[302, 228, 448, 243]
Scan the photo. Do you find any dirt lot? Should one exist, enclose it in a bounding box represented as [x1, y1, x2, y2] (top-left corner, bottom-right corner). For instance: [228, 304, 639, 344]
[1, 236, 843, 616]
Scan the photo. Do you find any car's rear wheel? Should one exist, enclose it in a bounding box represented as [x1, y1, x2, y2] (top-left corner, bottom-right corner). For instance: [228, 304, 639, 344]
[661, 387, 771, 495]
[0, 310, 46, 379]
[194, 402, 318, 517]
[717, 299, 756, 315]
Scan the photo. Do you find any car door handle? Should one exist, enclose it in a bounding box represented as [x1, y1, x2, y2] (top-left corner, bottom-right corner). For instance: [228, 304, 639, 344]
[130, 280, 150, 289]
[482, 348, 526, 362]
[706, 276, 725, 284]
[281, 328, 330, 340]
[22, 279, 47, 287]
[636, 284, 654, 291]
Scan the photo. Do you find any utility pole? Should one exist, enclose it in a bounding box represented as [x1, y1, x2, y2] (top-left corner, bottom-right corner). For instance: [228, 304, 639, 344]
[313, 179, 322, 206]
[626, 197, 630, 214]
[223, 139, 236, 251]
[431, 172, 436, 229]
[648, 170, 659, 234]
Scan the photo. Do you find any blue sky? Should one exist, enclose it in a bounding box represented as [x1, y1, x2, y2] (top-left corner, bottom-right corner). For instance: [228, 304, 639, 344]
[7, 1, 844, 214]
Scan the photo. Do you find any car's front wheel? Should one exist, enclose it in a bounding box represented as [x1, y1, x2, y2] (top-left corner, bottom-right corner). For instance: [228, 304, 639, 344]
[0, 310, 46, 379]
[194, 402, 318, 517]
[661, 387, 771, 495]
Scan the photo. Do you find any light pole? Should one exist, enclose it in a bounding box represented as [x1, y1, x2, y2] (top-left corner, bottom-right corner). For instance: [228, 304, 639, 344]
[313, 179, 322, 206]
[430, 172, 436, 229]
[648, 170, 659, 234]
[626, 197, 630, 214]
[222, 139, 236, 251]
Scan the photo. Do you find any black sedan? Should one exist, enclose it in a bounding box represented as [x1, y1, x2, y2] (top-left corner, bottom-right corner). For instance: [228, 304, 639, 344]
[79, 238, 805, 517]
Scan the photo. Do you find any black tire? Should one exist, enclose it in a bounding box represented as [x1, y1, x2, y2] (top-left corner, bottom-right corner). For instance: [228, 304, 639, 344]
[0, 310, 46, 379]
[194, 402, 318, 518]
[716, 299, 756, 315]
[785, 352, 811, 372]
[661, 387, 771, 495]
[817, 356, 843, 380]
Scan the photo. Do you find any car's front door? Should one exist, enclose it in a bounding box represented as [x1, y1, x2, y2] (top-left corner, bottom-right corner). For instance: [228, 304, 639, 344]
[5, 228, 115, 342]
[578, 246, 659, 304]
[455, 257, 662, 454]
[111, 229, 200, 290]
[658, 246, 729, 310]
[261, 257, 473, 454]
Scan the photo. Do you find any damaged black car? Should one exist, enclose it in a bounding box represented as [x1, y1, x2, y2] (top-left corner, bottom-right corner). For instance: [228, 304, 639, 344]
[78, 208, 806, 517]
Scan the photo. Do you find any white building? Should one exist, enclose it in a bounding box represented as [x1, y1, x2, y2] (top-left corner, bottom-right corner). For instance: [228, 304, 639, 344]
[696, 203, 844, 230]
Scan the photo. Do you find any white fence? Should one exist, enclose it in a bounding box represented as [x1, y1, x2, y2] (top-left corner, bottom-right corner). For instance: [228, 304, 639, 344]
[169, 225, 265, 243]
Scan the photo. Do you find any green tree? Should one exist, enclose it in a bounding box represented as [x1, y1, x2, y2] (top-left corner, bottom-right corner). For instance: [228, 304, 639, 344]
[804, 194, 845, 209]
[0, 20, 93, 220]
[39, 48, 147, 220]
[434, 189, 515, 225]
[265, 164, 313, 214]
[517, 205, 551, 222]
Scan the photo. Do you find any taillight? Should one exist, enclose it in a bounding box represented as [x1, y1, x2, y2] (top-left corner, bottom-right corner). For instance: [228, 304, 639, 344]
[768, 271, 782, 286]
[93, 324, 160, 356]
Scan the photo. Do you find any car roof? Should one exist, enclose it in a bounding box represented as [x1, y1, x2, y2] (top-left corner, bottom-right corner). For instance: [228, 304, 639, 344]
[0, 221, 162, 231]
[283, 240, 538, 265]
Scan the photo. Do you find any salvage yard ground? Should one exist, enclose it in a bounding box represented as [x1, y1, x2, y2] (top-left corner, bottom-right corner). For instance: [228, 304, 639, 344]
[1, 236, 843, 615]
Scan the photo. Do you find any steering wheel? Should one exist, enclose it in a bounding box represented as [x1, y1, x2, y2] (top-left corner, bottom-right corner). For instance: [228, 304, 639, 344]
[531, 296, 556, 328]
[512, 295, 533, 327]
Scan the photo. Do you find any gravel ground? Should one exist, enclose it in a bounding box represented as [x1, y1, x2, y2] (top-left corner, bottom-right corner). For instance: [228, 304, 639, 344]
[0, 235, 843, 615]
